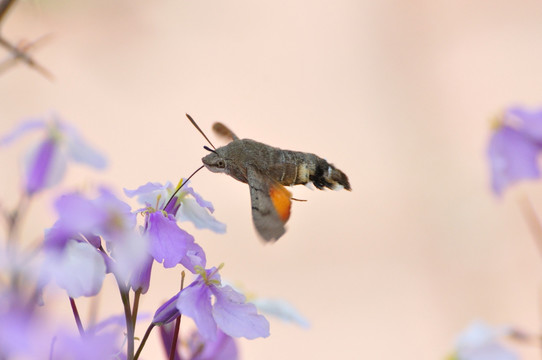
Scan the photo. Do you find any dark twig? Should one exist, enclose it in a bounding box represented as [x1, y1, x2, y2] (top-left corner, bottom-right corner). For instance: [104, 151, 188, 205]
[0, 34, 54, 80]
[0, 0, 16, 24]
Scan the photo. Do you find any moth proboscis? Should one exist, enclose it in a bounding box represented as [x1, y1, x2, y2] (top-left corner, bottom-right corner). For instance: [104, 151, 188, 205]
[187, 114, 351, 242]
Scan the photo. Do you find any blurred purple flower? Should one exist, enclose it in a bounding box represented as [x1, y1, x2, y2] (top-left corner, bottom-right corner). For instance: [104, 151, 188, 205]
[129, 253, 153, 294]
[0, 306, 50, 359]
[42, 188, 148, 296]
[153, 266, 270, 341]
[52, 330, 122, 360]
[453, 320, 518, 360]
[0, 114, 106, 195]
[50, 188, 136, 244]
[159, 322, 238, 360]
[488, 107, 542, 195]
[41, 239, 106, 298]
[158, 322, 182, 360]
[223, 282, 310, 328]
[189, 328, 238, 360]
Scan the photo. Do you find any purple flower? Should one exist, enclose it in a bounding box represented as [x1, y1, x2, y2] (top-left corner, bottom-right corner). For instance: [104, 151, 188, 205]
[41, 239, 106, 298]
[0, 306, 51, 358]
[153, 266, 270, 341]
[124, 181, 210, 271]
[51, 330, 122, 360]
[147, 211, 194, 268]
[452, 320, 519, 360]
[159, 324, 238, 360]
[488, 107, 542, 195]
[158, 322, 182, 360]
[125, 180, 226, 233]
[42, 188, 148, 296]
[0, 113, 106, 195]
[188, 328, 238, 360]
[51, 188, 136, 242]
[129, 254, 154, 294]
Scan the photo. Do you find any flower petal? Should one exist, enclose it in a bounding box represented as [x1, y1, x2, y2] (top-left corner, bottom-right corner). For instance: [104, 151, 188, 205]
[153, 291, 181, 325]
[251, 298, 310, 328]
[124, 182, 170, 208]
[109, 231, 149, 286]
[60, 122, 107, 169]
[93, 187, 137, 237]
[184, 183, 215, 212]
[158, 322, 182, 360]
[177, 281, 217, 340]
[53, 330, 121, 359]
[456, 321, 518, 360]
[177, 197, 226, 233]
[129, 254, 154, 294]
[179, 241, 207, 273]
[147, 212, 191, 268]
[488, 126, 541, 195]
[505, 107, 542, 141]
[211, 285, 270, 339]
[23, 138, 67, 194]
[190, 329, 238, 360]
[53, 193, 106, 234]
[0, 118, 46, 145]
[42, 240, 106, 298]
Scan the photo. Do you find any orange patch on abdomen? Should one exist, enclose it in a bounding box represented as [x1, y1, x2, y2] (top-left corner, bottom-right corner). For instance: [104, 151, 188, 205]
[269, 184, 292, 222]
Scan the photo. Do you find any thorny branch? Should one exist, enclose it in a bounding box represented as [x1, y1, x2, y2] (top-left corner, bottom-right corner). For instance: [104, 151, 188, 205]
[0, 0, 16, 24]
[0, 0, 53, 79]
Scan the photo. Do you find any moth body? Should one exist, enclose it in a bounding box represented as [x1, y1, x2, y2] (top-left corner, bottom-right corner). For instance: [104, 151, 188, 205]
[189, 116, 350, 242]
[202, 139, 351, 191]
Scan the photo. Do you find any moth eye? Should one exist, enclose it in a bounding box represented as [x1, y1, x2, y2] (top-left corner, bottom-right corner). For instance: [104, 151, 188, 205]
[217, 160, 225, 168]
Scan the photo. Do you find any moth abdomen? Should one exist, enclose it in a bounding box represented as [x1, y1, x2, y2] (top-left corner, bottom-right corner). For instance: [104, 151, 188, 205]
[306, 157, 351, 191]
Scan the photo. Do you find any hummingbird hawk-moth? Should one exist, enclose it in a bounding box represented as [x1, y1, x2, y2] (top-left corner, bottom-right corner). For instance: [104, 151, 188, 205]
[187, 114, 351, 242]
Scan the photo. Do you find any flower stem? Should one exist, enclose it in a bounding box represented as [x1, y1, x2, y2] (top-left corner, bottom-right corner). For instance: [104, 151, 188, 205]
[6, 192, 30, 247]
[132, 288, 142, 330]
[69, 297, 85, 337]
[169, 271, 185, 360]
[133, 323, 155, 360]
[518, 195, 542, 259]
[119, 286, 134, 359]
[48, 335, 57, 360]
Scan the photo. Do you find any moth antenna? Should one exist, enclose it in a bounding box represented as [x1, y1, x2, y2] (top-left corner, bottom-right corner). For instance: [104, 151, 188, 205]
[186, 113, 216, 150]
[163, 165, 205, 211]
[204, 145, 218, 155]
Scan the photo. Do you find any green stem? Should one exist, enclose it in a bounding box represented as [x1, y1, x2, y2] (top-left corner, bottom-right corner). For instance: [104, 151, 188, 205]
[119, 286, 134, 359]
[133, 323, 155, 360]
[7, 192, 30, 248]
[169, 271, 185, 360]
[132, 289, 142, 330]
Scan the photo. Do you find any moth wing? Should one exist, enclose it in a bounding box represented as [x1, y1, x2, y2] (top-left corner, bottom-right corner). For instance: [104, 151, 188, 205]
[212, 122, 239, 142]
[247, 166, 292, 242]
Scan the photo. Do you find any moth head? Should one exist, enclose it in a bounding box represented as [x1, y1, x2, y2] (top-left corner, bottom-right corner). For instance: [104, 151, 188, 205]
[202, 147, 228, 173]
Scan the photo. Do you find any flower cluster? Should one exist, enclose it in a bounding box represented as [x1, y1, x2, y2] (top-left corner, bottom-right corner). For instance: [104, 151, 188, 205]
[487, 107, 542, 195]
[447, 105, 542, 359]
[0, 114, 307, 359]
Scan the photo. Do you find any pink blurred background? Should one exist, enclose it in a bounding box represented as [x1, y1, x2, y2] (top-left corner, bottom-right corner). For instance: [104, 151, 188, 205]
[2, 0, 542, 358]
